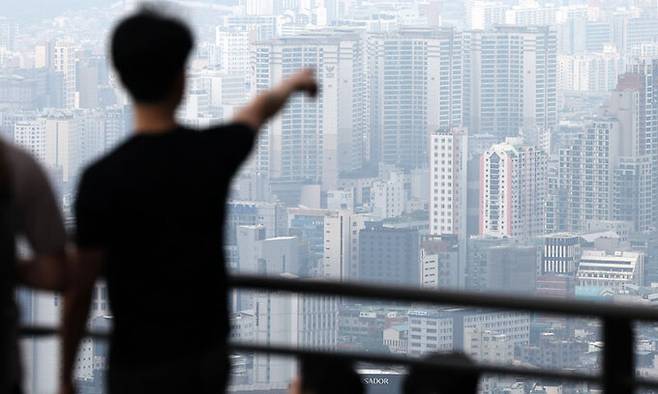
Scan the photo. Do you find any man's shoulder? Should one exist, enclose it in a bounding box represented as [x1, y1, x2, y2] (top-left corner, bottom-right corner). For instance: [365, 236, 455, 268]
[201, 122, 255, 135]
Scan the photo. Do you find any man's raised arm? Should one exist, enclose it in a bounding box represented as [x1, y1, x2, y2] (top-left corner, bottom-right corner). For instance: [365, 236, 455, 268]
[233, 68, 318, 130]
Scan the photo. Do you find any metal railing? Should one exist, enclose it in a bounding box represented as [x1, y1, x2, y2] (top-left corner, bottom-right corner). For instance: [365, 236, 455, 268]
[22, 274, 658, 393]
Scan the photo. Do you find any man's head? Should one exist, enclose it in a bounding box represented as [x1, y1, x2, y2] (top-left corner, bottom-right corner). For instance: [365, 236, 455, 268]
[403, 352, 479, 394]
[293, 355, 364, 394]
[111, 9, 193, 107]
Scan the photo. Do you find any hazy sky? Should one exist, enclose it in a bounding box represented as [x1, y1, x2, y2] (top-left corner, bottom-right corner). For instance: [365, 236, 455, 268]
[4, 0, 240, 20]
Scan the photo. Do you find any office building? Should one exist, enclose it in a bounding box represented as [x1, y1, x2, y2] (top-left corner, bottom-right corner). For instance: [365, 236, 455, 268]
[338, 306, 407, 353]
[535, 274, 575, 298]
[407, 310, 454, 357]
[326, 189, 354, 211]
[486, 245, 538, 294]
[542, 233, 580, 274]
[420, 236, 461, 289]
[370, 170, 406, 220]
[226, 201, 288, 243]
[288, 207, 334, 277]
[236, 225, 302, 275]
[576, 250, 644, 292]
[322, 210, 366, 281]
[464, 327, 515, 393]
[407, 308, 530, 356]
[358, 222, 420, 286]
[466, 236, 512, 291]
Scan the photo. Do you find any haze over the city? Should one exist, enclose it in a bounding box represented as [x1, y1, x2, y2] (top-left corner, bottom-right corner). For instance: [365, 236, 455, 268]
[4, 0, 658, 393]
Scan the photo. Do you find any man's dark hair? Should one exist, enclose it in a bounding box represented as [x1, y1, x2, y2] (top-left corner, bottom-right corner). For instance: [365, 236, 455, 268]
[300, 355, 364, 394]
[403, 353, 479, 394]
[111, 9, 193, 103]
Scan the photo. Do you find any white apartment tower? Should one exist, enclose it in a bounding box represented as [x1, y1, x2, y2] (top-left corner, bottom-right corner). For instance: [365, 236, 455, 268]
[429, 128, 468, 237]
[254, 31, 367, 189]
[480, 137, 547, 239]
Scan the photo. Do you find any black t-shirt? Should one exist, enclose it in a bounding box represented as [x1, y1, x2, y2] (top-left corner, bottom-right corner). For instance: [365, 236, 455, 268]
[75, 123, 255, 365]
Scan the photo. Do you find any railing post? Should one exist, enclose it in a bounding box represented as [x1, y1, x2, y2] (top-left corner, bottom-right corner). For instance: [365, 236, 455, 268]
[603, 318, 634, 394]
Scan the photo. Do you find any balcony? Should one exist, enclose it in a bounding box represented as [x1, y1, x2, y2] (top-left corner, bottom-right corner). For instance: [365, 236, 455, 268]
[20, 274, 658, 394]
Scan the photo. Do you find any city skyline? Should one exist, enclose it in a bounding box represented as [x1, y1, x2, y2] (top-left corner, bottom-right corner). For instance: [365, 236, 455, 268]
[5, 0, 658, 393]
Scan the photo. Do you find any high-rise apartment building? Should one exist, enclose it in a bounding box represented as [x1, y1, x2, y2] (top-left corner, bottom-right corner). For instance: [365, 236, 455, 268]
[557, 47, 625, 93]
[254, 31, 367, 189]
[216, 25, 251, 76]
[429, 128, 468, 237]
[556, 79, 654, 233]
[479, 137, 547, 239]
[13, 112, 76, 184]
[558, 120, 620, 233]
[623, 61, 658, 231]
[52, 41, 77, 109]
[368, 28, 467, 169]
[470, 26, 557, 138]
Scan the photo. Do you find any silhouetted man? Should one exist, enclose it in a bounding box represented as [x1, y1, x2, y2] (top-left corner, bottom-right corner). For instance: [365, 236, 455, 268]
[60, 9, 317, 394]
